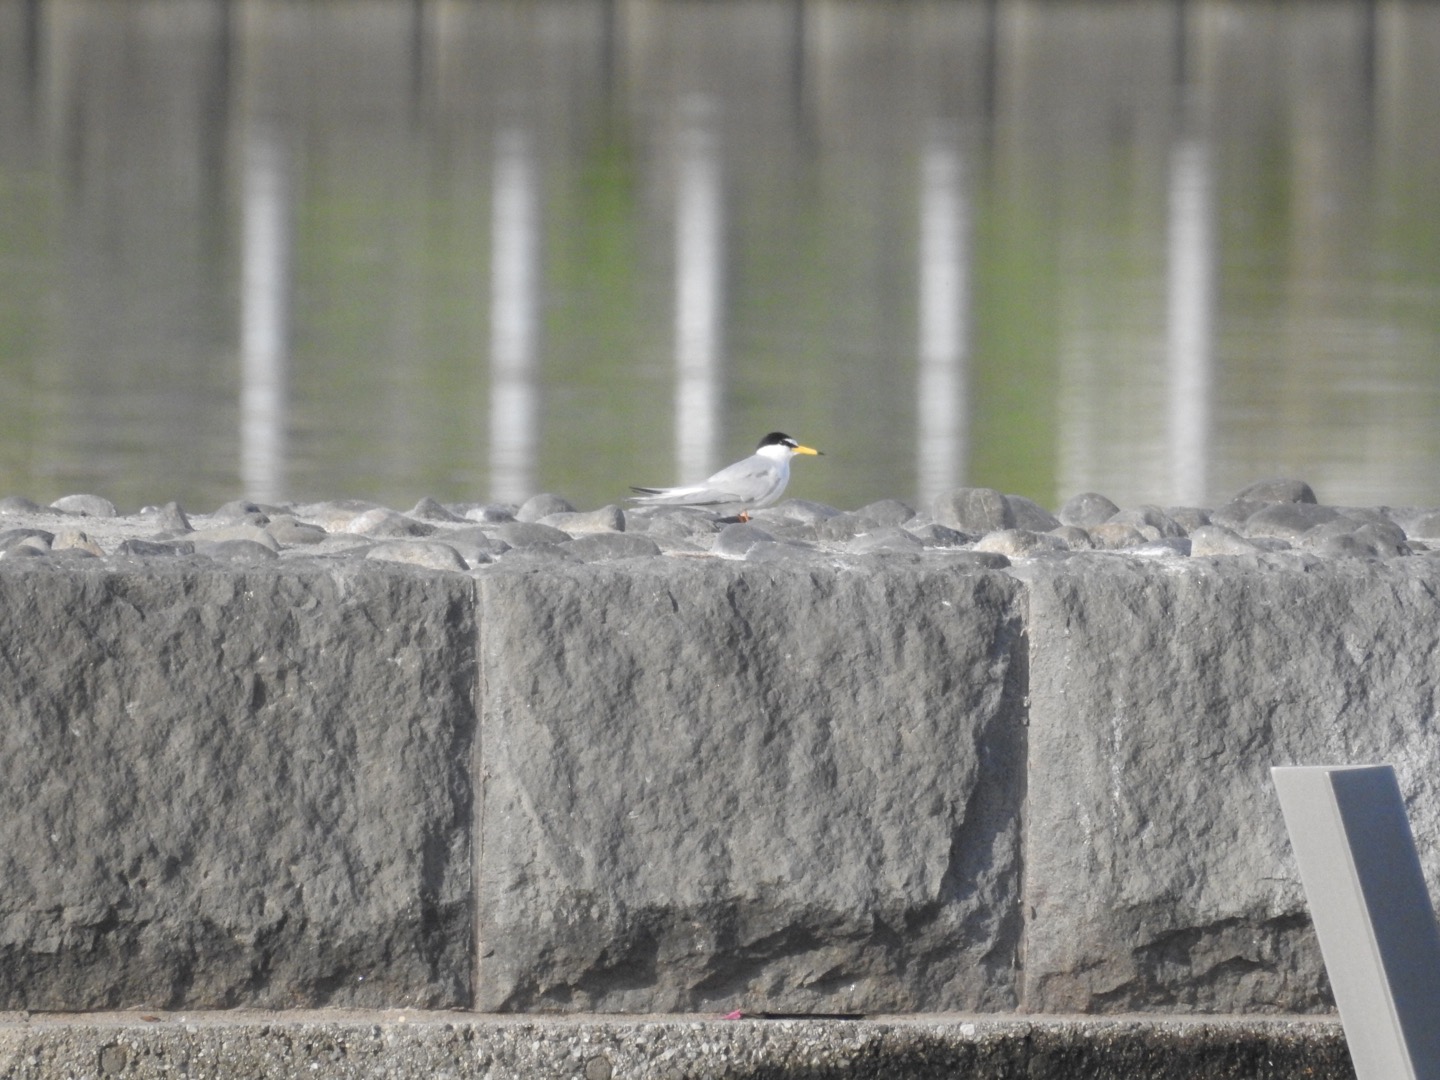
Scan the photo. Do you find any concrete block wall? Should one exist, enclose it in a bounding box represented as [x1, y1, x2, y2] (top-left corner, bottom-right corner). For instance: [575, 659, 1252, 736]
[4, 552, 1439, 1014]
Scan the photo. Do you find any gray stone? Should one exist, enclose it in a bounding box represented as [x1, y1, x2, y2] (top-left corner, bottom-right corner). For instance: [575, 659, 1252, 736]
[907, 522, 972, 548]
[1400, 510, 1440, 540]
[1130, 537, 1192, 558]
[433, 527, 511, 561]
[1166, 506, 1212, 532]
[190, 524, 281, 552]
[494, 544, 576, 566]
[0, 561, 475, 1009]
[1300, 518, 1410, 559]
[475, 561, 1026, 1013]
[1189, 524, 1265, 557]
[814, 513, 871, 544]
[265, 517, 328, 545]
[197, 538, 281, 563]
[1047, 526, 1094, 551]
[516, 493, 575, 522]
[0, 535, 49, 557]
[488, 521, 572, 548]
[713, 522, 775, 558]
[625, 509, 722, 544]
[50, 494, 118, 518]
[562, 533, 663, 561]
[744, 540, 829, 563]
[762, 521, 822, 543]
[1242, 502, 1343, 540]
[540, 505, 626, 535]
[114, 539, 195, 558]
[409, 497, 466, 522]
[139, 502, 192, 534]
[1085, 523, 1148, 551]
[0, 496, 46, 514]
[52, 530, 105, 557]
[1109, 506, 1186, 539]
[212, 499, 268, 523]
[974, 529, 1068, 558]
[1004, 495, 1061, 532]
[1020, 556, 1440, 1014]
[343, 509, 437, 539]
[1209, 499, 1268, 531]
[752, 498, 842, 525]
[845, 527, 926, 555]
[366, 541, 470, 572]
[932, 488, 1014, 533]
[291, 500, 382, 532]
[456, 503, 517, 525]
[0, 528, 54, 552]
[1233, 478, 1318, 504]
[851, 499, 918, 527]
[1058, 492, 1120, 528]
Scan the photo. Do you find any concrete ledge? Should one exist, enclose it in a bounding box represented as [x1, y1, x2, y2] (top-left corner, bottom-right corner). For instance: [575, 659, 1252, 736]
[0, 1012, 1353, 1080]
[9, 524, 1440, 1018]
[476, 562, 1027, 1012]
[1021, 556, 1440, 1014]
[0, 563, 476, 1010]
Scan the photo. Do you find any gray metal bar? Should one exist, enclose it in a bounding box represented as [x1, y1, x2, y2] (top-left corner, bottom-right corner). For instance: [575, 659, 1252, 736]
[1273, 764, 1440, 1080]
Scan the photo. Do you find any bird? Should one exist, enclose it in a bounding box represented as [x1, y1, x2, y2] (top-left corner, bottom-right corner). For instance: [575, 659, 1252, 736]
[629, 432, 823, 520]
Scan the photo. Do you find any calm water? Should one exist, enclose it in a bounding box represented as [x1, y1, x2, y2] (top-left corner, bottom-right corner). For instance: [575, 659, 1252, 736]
[1, 0, 1438, 514]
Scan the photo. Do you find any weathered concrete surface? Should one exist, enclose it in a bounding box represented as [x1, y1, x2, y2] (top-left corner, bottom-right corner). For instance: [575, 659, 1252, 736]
[1021, 553, 1440, 1014]
[0, 1012, 1355, 1080]
[476, 561, 1027, 1013]
[0, 561, 476, 1010]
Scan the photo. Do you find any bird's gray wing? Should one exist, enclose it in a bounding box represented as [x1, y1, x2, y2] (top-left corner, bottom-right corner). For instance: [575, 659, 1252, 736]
[629, 455, 774, 506]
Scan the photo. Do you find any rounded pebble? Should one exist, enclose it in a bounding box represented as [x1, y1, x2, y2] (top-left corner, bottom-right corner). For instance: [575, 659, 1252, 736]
[365, 541, 469, 571]
[933, 487, 1014, 533]
[850, 499, 917, 527]
[517, 493, 576, 522]
[490, 521, 572, 548]
[409, 497, 466, 522]
[1233, 477, 1317, 504]
[714, 523, 775, 558]
[541, 506, 626, 535]
[140, 501, 193, 534]
[3, 475, 1437, 572]
[198, 538, 279, 562]
[1059, 492, 1120, 528]
[564, 534, 663, 561]
[344, 509, 436, 539]
[50, 494, 117, 518]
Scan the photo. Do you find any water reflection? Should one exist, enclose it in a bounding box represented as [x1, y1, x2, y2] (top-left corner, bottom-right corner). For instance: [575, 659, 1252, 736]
[0, 0, 1438, 513]
[1165, 135, 1214, 508]
[672, 98, 725, 487]
[488, 127, 540, 505]
[240, 122, 291, 505]
[916, 126, 970, 502]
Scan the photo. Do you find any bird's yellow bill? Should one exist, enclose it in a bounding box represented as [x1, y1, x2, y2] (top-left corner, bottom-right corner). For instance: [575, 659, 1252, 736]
[794, 445, 823, 456]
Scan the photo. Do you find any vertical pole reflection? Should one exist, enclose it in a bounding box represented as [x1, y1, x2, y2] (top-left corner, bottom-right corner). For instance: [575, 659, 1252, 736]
[917, 128, 971, 502]
[1165, 136, 1214, 507]
[672, 100, 723, 484]
[489, 128, 539, 504]
[240, 124, 291, 505]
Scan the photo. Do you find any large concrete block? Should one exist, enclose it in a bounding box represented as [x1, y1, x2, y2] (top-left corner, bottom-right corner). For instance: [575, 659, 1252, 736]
[1021, 553, 1440, 1013]
[0, 560, 476, 1009]
[476, 560, 1026, 1012]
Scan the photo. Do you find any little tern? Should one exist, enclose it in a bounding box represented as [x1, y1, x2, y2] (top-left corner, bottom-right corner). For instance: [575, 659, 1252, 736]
[629, 432, 823, 519]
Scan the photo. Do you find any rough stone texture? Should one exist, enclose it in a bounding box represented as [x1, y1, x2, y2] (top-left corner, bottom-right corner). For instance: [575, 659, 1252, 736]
[0, 561, 476, 1010]
[1020, 553, 1440, 1014]
[476, 561, 1027, 1014]
[0, 1013, 1353, 1080]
